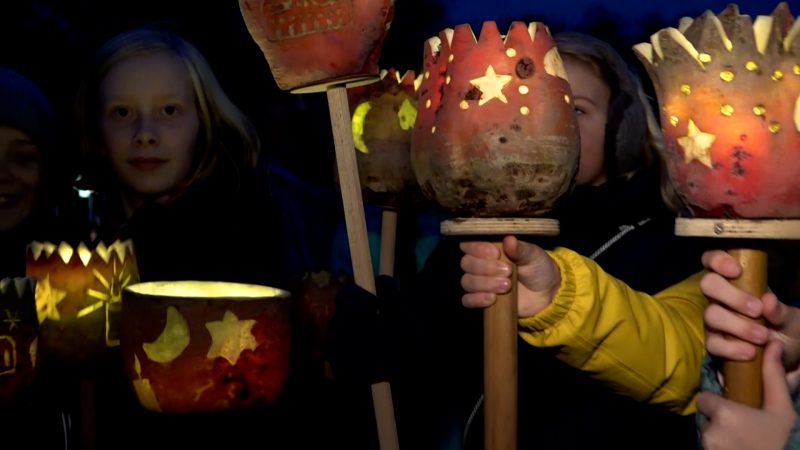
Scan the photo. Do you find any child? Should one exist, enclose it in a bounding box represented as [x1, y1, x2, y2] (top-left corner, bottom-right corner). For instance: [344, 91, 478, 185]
[75, 25, 287, 289]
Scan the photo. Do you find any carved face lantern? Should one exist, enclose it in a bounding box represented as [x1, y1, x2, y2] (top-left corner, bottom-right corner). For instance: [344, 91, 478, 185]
[634, 2, 800, 218]
[120, 281, 291, 413]
[239, 0, 395, 93]
[25, 240, 138, 364]
[0, 278, 38, 404]
[411, 21, 580, 217]
[347, 68, 423, 209]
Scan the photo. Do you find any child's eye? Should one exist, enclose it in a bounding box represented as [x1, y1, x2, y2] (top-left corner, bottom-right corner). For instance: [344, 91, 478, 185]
[162, 105, 178, 116]
[10, 148, 42, 167]
[574, 107, 586, 116]
[111, 106, 131, 119]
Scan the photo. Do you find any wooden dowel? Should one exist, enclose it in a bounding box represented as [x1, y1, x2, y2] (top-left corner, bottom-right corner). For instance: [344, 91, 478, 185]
[484, 241, 518, 450]
[722, 248, 767, 407]
[379, 209, 398, 277]
[326, 85, 399, 450]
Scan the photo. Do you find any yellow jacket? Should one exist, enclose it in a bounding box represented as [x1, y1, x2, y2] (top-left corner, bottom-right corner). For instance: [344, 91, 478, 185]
[518, 247, 707, 416]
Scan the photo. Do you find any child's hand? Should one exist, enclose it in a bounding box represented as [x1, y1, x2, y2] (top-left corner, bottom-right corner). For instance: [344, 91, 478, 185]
[698, 340, 797, 450]
[459, 235, 560, 318]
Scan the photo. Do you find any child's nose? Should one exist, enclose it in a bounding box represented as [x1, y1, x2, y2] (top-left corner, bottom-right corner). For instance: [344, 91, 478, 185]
[134, 117, 159, 146]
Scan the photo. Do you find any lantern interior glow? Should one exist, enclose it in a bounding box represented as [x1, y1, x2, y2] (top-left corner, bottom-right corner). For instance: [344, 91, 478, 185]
[126, 281, 288, 299]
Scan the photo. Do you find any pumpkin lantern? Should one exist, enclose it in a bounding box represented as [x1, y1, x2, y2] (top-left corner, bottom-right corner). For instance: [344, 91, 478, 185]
[411, 21, 580, 450]
[0, 278, 38, 405]
[239, 2, 399, 447]
[634, 2, 800, 406]
[25, 240, 138, 364]
[120, 281, 291, 413]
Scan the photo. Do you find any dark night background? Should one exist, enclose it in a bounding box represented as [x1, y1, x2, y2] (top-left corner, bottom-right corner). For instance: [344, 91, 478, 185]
[0, 0, 792, 188]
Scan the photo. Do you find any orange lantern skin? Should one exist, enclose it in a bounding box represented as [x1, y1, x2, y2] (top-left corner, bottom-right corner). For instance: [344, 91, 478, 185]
[0, 278, 38, 405]
[635, 3, 800, 218]
[121, 282, 291, 413]
[25, 241, 138, 364]
[412, 21, 580, 217]
[239, 0, 395, 92]
[348, 68, 422, 209]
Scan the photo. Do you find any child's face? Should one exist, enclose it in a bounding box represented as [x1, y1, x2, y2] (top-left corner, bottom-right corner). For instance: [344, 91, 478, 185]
[563, 56, 610, 186]
[99, 50, 199, 200]
[0, 126, 42, 232]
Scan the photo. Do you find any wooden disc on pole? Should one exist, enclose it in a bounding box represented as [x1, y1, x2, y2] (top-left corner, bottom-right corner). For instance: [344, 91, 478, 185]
[442, 217, 559, 450]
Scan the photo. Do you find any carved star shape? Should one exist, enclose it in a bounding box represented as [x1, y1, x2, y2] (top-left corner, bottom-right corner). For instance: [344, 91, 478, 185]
[677, 119, 715, 168]
[3, 309, 20, 331]
[205, 310, 257, 366]
[35, 274, 67, 323]
[470, 65, 513, 106]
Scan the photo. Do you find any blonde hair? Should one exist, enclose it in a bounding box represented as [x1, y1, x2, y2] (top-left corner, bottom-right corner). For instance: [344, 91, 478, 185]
[75, 25, 260, 199]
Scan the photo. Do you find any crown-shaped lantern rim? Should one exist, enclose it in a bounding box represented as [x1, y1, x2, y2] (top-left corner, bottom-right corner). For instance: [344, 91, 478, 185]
[27, 240, 135, 267]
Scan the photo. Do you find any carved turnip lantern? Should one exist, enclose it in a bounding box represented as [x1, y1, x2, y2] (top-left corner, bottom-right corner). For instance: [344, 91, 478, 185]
[634, 2, 800, 408]
[348, 68, 422, 209]
[240, 2, 400, 446]
[411, 21, 580, 450]
[0, 278, 38, 404]
[120, 281, 291, 413]
[412, 21, 579, 217]
[239, 0, 395, 93]
[25, 240, 138, 364]
[633, 2, 800, 218]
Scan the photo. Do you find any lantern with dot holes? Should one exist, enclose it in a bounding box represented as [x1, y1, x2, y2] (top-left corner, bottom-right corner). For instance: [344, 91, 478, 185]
[411, 21, 580, 218]
[120, 281, 291, 413]
[633, 2, 800, 218]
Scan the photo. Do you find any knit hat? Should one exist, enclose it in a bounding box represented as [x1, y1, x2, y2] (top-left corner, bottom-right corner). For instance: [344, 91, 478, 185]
[0, 68, 56, 153]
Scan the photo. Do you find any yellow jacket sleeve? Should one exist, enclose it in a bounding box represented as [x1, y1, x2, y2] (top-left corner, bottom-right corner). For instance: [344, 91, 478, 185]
[517, 247, 707, 416]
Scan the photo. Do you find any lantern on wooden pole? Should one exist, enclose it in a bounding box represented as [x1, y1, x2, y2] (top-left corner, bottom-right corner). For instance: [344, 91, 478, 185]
[634, 2, 800, 407]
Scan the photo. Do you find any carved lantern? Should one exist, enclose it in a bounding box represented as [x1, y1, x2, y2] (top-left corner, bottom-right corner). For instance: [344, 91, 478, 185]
[348, 68, 423, 209]
[25, 240, 138, 364]
[120, 281, 291, 413]
[239, 0, 395, 93]
[633, 2, 800, 218]
[411, 21, 580, 217]
[0, 278, 38, 404]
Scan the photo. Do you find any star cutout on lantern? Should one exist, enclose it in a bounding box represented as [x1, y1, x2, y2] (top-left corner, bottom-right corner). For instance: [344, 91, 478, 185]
[205, 310, 257, 366]
[677, 119, 715, 168]
[3, 309, 20, 331]
[35, 274, 67, 323]
[470, 65, 513, 106]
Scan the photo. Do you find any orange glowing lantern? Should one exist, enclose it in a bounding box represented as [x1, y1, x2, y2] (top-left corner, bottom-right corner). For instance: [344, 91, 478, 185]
[0, 278, 38, 404]
[412, 21, 580, 217]
[239, 0, 395, 93]
[120, 281, 291, 413]
[633, 2, 800, 218]
[25, 240, 138, 363]
[635, 2, 800, 408]
[411, 21, 580, 450]
[348, 68, 422, 209]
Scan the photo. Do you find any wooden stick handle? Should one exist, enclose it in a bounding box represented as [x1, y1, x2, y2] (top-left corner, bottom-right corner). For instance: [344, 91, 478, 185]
[484, 241, 518, 450]
[722, 248, 767, 408]
[326, 86, 399, 450]
[379, 209, 398, 277]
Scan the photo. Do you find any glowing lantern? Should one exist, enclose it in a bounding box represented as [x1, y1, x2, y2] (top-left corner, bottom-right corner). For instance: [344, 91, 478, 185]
[412, 21, 580, 217]
[633, 2, 800, 218]
[239, 0, 395, 93]
[120, 281, 291, 413]
[0, 278, 38, 404]
[348, 68, 423, 209]
[25, 240, 138, 363]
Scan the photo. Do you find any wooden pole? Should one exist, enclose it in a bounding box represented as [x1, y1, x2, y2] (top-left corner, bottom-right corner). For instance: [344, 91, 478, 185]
[379, 210, 398, 277]
[484, 242, 518, 450]
[326, 85, 400, 450]
[722, 248, 767, 407]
